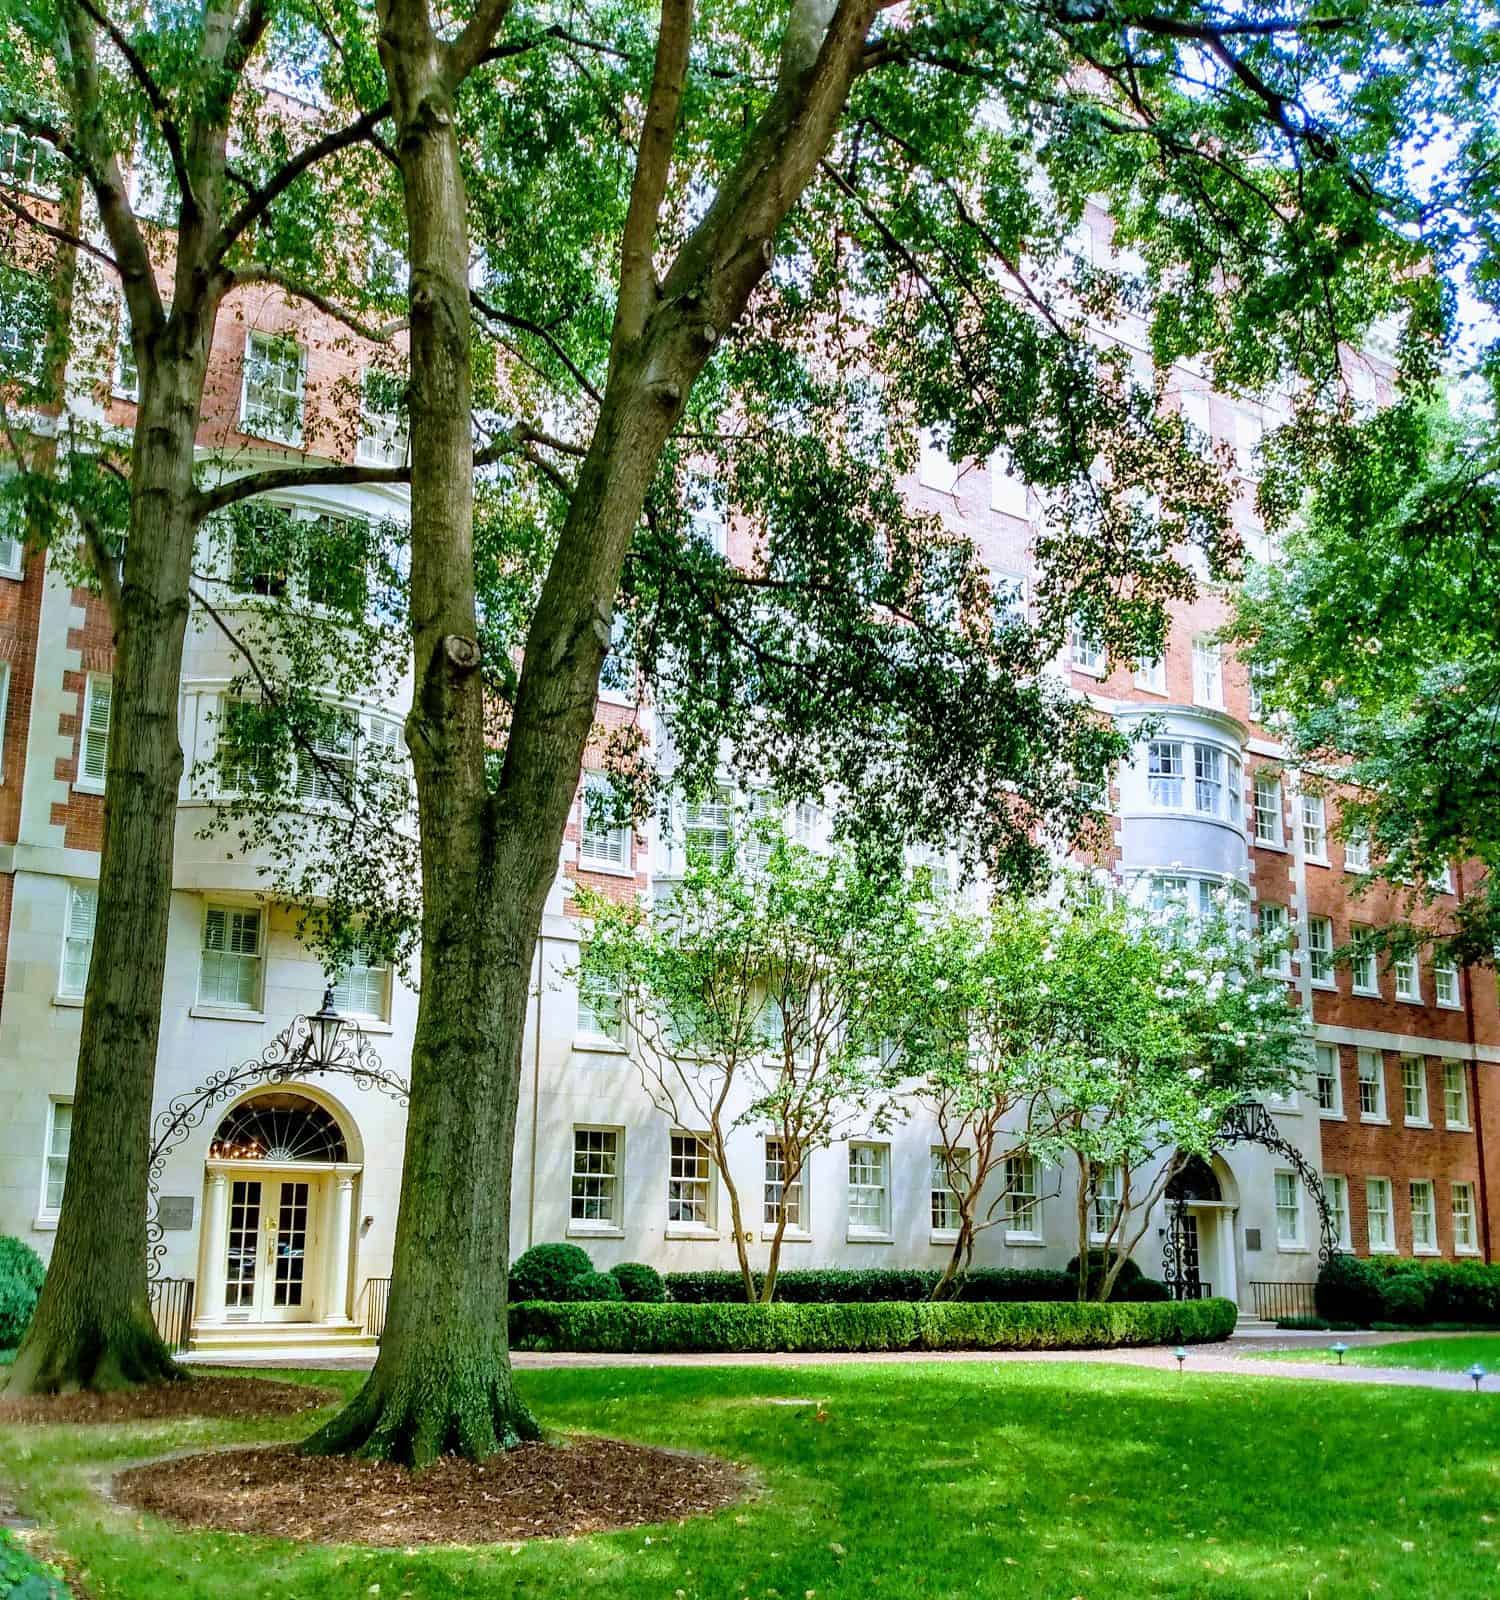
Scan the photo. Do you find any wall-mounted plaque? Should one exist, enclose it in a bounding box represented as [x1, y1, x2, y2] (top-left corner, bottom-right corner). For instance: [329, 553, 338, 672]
[158, 1196, 195, 1232]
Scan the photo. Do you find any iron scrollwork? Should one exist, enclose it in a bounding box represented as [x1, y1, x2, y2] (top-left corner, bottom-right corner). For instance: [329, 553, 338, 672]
[145, 1007, 409, 1278]
[1215, 1099, 1343, 1266]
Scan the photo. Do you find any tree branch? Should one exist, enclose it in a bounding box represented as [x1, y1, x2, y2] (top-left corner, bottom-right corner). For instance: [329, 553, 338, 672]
[446, 0, 517, 88]
[230, 266, 408, 342]
[0, 188, 121, 275]
[470, 289, 601, 404]
[78, 509, 124, 632]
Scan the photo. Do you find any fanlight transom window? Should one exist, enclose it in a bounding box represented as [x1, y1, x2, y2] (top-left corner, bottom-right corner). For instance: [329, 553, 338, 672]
[209, 1093, 348, 1164]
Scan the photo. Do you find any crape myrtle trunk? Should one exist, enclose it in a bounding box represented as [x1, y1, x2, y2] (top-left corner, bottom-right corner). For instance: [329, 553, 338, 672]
[8, 357, 210, 1393]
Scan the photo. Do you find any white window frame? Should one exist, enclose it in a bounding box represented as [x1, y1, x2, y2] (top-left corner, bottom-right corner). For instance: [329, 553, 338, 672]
[1443, 1061, 1470, 1130]
[355, 366, 410, 468]
[1401, 1056, 1430, 1126]
[847, 1140, 892, 1240]
[578, 771, 632, 873]
[1089, 1163, 1122, 1242]
[991, 571, 1027, 630]
[576, 967, 626, 1048]
[1349, 925, 1378, 995]
[1453, 1181, 1480, 1255]
[1146, 740, 1184, 808]
[1409, 1179, 1438, 1255]
[1274, 1169, 1304, 1250]
[764, 1137, 808, 1236]
[1300, 793, 1328, 863]
[0, 126, 57, 197]
[1004, 1153, 1043, 1242]
[1357, 1048, 1386, 1123]
[58, 882, 97, 1001]
[329, 937, 391, 1022]
[1435, 959, 1461, 1009]
[1314, 1043, 1343, 1119]
[1068, 617, 1106, 677]
[1193, 743, 1224, 816]
[197, 902, 265, 1012]
[1247, 662, 1272, 723]
[77, 673, 111, 792]
[1323, 1174, 1353, 1252]
[930, 1146, 967, 1238]
[918, 429, 958, 493]
[1365, 1176, 1395, 1253]
[0, 658, 10, 780]
[0, 472, 24, 578]
[989, 453, 1028, 517]
[239, 330, 307, 446]
[1258, 903, 1292, 979]
[1343, 827, 1371, 875]
[1306, 916, 1335, 989]
[569, 1125, 622, 1234]
[1191, 637, 1224, 709]
[1394, 950, 1421, 1003]
[667, 1131, 717, 1235]
[1252, 771, 1283, 847]
[682, 789, 732, 864]
[1180, 388, 1212, 450]
[39, 1097, 72, 1222]
[1133, 654, 1166, 695]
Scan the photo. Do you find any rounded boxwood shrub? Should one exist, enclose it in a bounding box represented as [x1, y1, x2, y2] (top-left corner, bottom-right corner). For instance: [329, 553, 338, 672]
[563, 1270, 626, 1303]
[509, 1242, 593, 1304]
[0, 1235, 45, 1348]
[1122, 1275, 1170, 1303]
[1064, 1251, 1143, 1300]
[609, 1261, 666, 1303]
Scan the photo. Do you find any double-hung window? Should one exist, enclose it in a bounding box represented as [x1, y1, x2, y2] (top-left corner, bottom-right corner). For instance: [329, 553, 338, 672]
[0, 127, 55, 193]
[1191, 637, 1223, 708]
[200, 904, 263, 1009]
[668, 1133, 715, 1228]
[1349, 925, 1378, 995]
[1274, 1171, 1303, 1248]
[570, 1127, 620, 1228]
[1365, 1177, 1394, 1252]
[295, 711, 357, 806]
[1357, 1049, 1386, 1120]
[356, 367, 409, 467]
[1069, 618, 1105, 676]
[1147, 740, 1184, 808]
[1444, 1062, 1470, 1129]
[59, 883, 97, 999]
[682, 790, 732, 864]
[847, 1142, 891, 1236]
[579, 771, 631, 870]
[1435, 960, 1460, 1008]
[1090, 1163, 1121, 1238]
[764, 1138, 804, 1230]
[329, 938, 391, 1020]
[78, 675, 111, 790]
[1344, 827, 1371, 874]
[240, 332, 306, 445]
[792, 801, 820, 847]
[1193, 745, 1223, 814]
[1409, 1180, 1438, 1253]
[1394, 950, 1421, 1002]
[1134, 655, 1166, 695]
[41, 1100, 72, 1217]
[1314, 1044, 1342, 1117]
[1323, 1174, 1352, 1251]
[1253, 772, 1282, 846]
[577, 969, 625, 1046]
[1306, 917, 1335, 987]
[1005, 1154, 1042, 1237]
[1300, 794, 1328, 862]
[1247, 662, 1272, 722]
[1258, 904, 1292, 978]
[1453, 1182, 1479, 1253]
[1401, 1057, 1429, 1124]
[930, 1147, 967, 1234]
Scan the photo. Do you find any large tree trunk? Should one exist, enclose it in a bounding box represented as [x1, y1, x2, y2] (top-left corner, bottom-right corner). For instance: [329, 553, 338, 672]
[8, 372, 208, 1393]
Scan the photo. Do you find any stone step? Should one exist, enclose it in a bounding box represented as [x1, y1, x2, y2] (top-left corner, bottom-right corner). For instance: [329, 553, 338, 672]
[189, 1321, 376, 1352]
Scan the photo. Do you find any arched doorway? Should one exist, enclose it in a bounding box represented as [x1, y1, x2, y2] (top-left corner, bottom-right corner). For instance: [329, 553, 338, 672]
[198, 1089, 362, 1328]
[1163, 1153, 1239, 1303]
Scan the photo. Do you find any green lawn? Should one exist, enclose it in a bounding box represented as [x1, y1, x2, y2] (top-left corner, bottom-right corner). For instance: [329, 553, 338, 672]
[1258, 1333, 1500, 1373]
[3, 1360, 1499, 1599]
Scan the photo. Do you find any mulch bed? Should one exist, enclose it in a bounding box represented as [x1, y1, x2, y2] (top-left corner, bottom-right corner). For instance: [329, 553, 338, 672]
[0, 1377, 335, 1426]
[115, 1436, 749, 1546]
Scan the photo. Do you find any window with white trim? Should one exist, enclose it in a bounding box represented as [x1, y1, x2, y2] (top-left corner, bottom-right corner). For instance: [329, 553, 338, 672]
[1323, 1174, 1352, 1251]
[1235, 408, 1265, 476]
[214, 697, 278, 797]
[1147, 740, 1184, 807]
[0, 268, 47, 386]
[847, 1142, 891, 1235]
[1300, 793, 1327, 861]
[991, 572, 1027, 630]
[1307, 916, 1334, 987]
[1401, 1056, 1429, 1124]
[1315, 1044, 1342, 1117]
[1258, 903, 1291, 977]
[0, 659, 11, 776]
[1409, 1179, 1437, 1253]
[764, 1138, 804, 1230]
[579, 771, 631, 870]
[240, 332, 306, 445]
[329, 938, 390, 1020]
[0, 474, 23, 577]
[792, 801, 820, 847]
[356, 367, 409, 468]
[1247, 662, 1272, 722]
[1193, 744, 1223, 814]
[1444, 1061, 1469, 1129]
[1005, 1153, 1042, 1236]
[0, 126, 56, 193]
[295, 710, 357, 805]
[1365, 1177, 1394, 1252]
[1394, 950, 1421, 1002]
[1180, 387, 1212, 449]
[1344, 827, 1370, 874]
[199, 904, 263, 1009]
[930, 1147, 967, 1234]
[1134, 655, 1166, 695]
[1435, 960, 1460, 1009]
[1453, 1182, 1479, 1253]
[570, 1127, 620, 1227]
[78, 675, 111, 789]
[1430, 863, 1454, 895]
[303, 513, 369, 616]
[1349, 925, 1378, 995]
[577, 968, 624, 1045]
[1191, 637, 1223, 708]
[1090, 1163, 1121, 1238]
[41, 1100, 71, 1216]
[1225, 754, 1242, 825]
[682, 790, 732, 864]
[1274, 1170, 1303, 1248]
[114, 305, 139, 400]
[58, 883, 97, 999]
[917, 429, 958, 492]
[1357, 1049, 1385, 1120]
[668, 1132, 715, 1228]
[989, 453, 1028, 516]
[1068, 617, 1105, 676]
[1253, 771, 1282, 845]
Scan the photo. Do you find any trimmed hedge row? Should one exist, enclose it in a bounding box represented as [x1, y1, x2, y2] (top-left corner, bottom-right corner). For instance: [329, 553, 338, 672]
[510, 1296, 1237, 1354]
[1317, 1254, 1500, 1327]
[665, 1267, 1079, 1304]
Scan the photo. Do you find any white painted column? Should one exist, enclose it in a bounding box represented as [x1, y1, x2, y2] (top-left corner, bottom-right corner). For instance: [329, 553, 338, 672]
[201, 1172, 229, 1322]
[327, 1175, 355, 1323]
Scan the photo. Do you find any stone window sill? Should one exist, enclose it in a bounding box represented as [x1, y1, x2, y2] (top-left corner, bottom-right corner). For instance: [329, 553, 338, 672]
[189, 1005, 266, 1023]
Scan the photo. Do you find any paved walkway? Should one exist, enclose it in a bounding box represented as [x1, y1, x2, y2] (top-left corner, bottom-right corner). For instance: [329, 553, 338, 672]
[199, 1329, 1498, 1394]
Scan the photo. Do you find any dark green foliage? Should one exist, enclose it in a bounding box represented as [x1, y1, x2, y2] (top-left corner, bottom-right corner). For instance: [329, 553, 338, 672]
[0, 1237, 45, 1348]
[663, 1266, 1075, 1305]
[507, 1243, 593, 1305]
[1065, 1251, 1144, 1299]
[561, 1271, 626, 1304]
[0, 1528, 68, 1600]
[1316, 1254, 1500, 1327]
[608, 1262, 667, 1304]
[1277, 1316, 1332, 1331]
[1122, 1277, 1171, 1303]
[509, 1297, 1236, 1354]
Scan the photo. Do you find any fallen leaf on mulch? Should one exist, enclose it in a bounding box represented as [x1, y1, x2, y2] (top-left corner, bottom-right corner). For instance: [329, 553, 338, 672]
[116, 1436, 748, 1546]
[0, 1377, 335, 1426]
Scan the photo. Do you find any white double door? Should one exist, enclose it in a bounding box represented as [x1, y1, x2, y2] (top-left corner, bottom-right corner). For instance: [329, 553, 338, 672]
[222, 1173, 322, 1323]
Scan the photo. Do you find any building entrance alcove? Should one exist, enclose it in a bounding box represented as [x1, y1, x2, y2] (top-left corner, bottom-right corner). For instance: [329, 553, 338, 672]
[1164, 1153, 1239, 1305]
